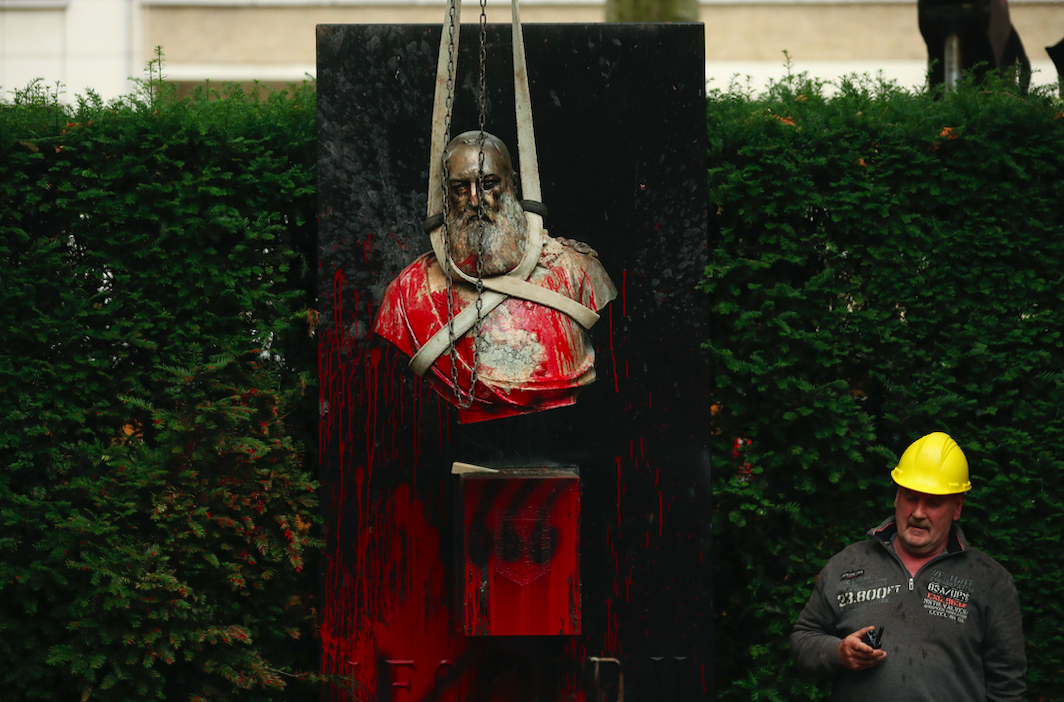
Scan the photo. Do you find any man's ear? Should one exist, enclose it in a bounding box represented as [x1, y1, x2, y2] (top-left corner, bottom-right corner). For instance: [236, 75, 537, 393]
[952, 494, 965, 521]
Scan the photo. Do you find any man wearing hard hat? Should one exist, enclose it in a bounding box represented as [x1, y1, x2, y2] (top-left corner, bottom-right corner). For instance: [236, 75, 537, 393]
[790, 432, 1026, 700]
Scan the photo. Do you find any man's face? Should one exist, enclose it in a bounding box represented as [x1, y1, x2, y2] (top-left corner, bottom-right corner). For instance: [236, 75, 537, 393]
[445, 144, 514, 216]
[894, 486, 964, 559]
[442, 142, 526, 277]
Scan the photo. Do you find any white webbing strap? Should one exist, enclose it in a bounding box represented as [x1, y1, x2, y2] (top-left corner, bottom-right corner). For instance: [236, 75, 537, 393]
[410, 0, 597, 378]
[427, 0, 462, 218]
[480, 276, 600, 330]
[409, 288, 508, 377]
[409, 210, 538, 377]
[511, 0, 541, 203]
[426, 0, 539, 217]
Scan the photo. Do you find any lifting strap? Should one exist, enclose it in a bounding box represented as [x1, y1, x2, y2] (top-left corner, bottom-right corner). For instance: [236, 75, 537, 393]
[409, 0, 599, 378]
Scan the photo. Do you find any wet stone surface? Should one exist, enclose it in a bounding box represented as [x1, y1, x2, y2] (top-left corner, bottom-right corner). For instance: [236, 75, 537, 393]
[318, 22, 712, 701]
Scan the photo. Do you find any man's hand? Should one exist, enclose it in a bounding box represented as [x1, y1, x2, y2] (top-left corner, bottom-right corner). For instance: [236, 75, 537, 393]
[838, 626, 888, 671]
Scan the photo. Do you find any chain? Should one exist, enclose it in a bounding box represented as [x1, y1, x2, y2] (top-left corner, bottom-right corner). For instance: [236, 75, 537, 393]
[441, 0, 470, 407]
[466, 0, 490, 399]
[478, 0, 488, 139]
[440, 0, 490, 409]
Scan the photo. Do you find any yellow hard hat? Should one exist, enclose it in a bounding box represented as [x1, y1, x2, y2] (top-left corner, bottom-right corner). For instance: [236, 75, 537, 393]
[891, 432, 971, 495]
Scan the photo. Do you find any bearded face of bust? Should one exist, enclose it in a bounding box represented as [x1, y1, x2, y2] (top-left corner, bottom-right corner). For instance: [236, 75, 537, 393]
[443, 136, 529, 278]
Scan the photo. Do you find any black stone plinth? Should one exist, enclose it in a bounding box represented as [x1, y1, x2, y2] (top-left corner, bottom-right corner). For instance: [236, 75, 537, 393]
[318, 22, 710, 701]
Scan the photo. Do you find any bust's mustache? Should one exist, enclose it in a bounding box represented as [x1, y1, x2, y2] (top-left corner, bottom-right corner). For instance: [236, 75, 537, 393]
[445, 192, 530, 278]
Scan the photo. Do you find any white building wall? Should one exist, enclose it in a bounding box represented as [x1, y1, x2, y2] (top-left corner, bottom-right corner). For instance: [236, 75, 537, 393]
[2, 0, 1063, 101]
[63, 0, 139, 98]
[1, 0, 138, 99]
[1, 3, 68, 96]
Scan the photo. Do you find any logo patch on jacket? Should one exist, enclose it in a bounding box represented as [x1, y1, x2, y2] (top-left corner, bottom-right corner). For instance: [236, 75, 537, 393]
[836, 580, 903, 609]
[923, 571, 974, 624]
[840, 569, 865, 581]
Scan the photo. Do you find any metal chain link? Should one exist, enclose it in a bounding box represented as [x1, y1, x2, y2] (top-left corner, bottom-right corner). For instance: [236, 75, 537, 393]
[441, 0, 471, 408]
[466, 0, 490, 400]
[440, 0, 489, 409]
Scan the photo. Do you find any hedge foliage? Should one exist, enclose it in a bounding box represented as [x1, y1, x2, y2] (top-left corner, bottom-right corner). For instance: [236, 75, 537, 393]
[704, 72, 1064, 700]
[1, 66, 320, 701]
[6, 57, 1064, 702]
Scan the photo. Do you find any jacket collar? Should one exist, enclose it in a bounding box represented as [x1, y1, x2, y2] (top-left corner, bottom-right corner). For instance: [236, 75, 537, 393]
[868, 516, 968, 554]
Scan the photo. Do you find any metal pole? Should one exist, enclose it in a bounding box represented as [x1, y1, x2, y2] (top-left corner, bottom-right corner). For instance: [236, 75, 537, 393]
[944, 33, 962, 90]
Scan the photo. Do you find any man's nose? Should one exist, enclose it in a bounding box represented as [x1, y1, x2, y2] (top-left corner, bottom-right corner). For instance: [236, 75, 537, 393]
[469, 182, 479, 207]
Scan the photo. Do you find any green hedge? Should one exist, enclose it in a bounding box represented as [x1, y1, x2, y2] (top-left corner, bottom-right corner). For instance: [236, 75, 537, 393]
[1, 70, 320, 701]
[703, 73, 1064, 699]
[6, 62, 1064, 702]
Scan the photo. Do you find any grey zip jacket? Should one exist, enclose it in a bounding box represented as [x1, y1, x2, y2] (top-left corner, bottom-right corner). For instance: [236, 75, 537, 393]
[791, 517, 1026, 701]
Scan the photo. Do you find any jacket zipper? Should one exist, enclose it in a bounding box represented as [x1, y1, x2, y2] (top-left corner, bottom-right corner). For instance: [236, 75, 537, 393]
[872, 522, 962, 595]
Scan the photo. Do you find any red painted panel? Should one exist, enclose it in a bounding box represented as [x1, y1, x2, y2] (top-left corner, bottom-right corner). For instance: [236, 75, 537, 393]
[459, 469, 580, 636]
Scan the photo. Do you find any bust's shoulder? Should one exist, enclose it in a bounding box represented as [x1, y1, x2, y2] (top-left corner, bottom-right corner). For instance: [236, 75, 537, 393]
[537, 235, 617, 309]
[387, 252, 440, 288]
[540, 235, 603, 268]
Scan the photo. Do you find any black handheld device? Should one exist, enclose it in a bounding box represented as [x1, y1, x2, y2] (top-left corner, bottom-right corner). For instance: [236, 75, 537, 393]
[863, 626, 885, 650]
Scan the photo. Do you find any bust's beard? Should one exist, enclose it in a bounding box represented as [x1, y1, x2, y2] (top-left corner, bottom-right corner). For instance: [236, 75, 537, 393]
[446, 192, 529, 277]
